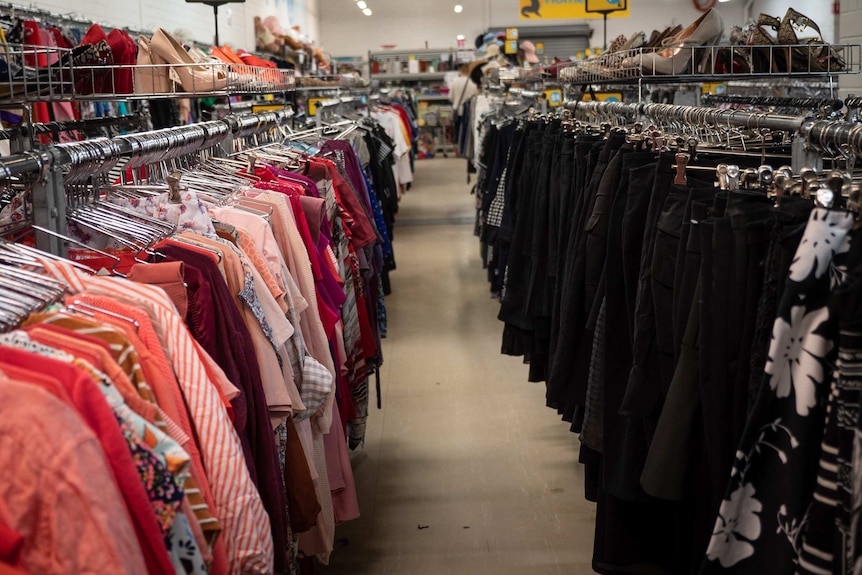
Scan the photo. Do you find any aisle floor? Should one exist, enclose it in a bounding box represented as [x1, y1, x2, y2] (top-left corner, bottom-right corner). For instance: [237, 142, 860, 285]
[318, 158, 596, 575]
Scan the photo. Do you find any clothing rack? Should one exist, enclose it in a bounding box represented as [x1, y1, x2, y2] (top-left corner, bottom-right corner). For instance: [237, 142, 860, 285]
[0, 113, 146, 143]
[0, 108, 293, 256]
[563, 100, 862, 171]
[700, 94, 844, 114]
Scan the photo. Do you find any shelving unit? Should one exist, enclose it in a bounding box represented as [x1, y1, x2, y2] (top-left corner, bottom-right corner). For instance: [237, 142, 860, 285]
[369, 48, 477, 86]
[0, 35, 297, 256]
[560, 43, 861, 106]
[559, 43, 860, 86]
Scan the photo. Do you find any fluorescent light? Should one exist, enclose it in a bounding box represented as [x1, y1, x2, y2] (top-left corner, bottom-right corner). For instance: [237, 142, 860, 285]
[357, 1, 367, 7]
[363, 7, 372, 15]
[454, 4, 463, 12]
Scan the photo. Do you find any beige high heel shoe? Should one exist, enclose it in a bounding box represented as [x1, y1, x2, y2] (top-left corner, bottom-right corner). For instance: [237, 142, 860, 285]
[624, 9, 724, 75]
[135, 35, 172, 94]
[149, 28, 227, 93]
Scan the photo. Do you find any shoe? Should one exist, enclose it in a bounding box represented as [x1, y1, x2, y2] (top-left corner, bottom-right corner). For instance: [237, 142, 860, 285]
[149, 28, 227, 93]
[626, 9, 724, 75]
[608, 34, 628, 53]
[777, 8, 845, 72]
[700, 46, 751, 75]
[645, 25, 682, 49]
[745, 14, 789, 73]
[135, 34, 172, 94]
[618, 31, 646, 53]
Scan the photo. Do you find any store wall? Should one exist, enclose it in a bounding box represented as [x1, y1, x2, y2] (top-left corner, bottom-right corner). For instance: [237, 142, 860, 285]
[320, 0, 749, 59]
[840, 0, 862, 98]
[19, 0, 320, 50]
[319, 0, 491, 59]
[486, 0, 744, 45]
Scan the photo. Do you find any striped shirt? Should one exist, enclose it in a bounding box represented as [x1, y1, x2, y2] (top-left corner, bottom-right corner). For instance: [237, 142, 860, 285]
[38, 258, 275, 575]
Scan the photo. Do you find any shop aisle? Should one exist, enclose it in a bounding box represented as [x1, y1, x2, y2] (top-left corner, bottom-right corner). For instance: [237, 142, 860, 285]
[318, 158, 596, 575]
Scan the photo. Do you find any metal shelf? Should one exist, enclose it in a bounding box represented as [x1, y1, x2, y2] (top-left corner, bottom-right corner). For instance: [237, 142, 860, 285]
[0, 45, 297, 104]
[374, 72, 448, 82]
[558, 43, 860, 86]
[369, 48, 477, 60]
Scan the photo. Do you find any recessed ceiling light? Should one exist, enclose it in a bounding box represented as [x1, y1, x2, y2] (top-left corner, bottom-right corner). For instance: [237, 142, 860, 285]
[454, 4, 463, 12]
[357, 1, 367, 7]
[363, 7, 372, 15]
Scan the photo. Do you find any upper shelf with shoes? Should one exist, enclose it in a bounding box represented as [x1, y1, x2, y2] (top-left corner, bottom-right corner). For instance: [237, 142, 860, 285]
[0, 27, 296, 104]
[559, 7, 860, 86]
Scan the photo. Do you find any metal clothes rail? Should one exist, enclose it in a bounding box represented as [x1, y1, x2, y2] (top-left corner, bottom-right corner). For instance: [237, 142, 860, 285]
[563, 100, 862, 172]
[0, 108, 293, 256]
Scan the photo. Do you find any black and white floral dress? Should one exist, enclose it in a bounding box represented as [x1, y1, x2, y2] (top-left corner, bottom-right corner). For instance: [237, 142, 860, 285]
[701, 208, 855, 574]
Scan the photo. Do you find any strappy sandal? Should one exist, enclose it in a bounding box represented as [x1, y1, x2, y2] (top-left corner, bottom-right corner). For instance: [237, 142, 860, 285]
[745, 13, 788, 73]
[777, 8, 845, 72]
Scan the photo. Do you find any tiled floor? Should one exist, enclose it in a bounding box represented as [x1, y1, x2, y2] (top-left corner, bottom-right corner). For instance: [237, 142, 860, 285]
[317, 158, 596, 575]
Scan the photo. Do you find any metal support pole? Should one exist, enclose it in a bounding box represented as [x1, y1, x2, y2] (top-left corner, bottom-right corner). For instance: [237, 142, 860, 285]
[32, 149, 68, 258]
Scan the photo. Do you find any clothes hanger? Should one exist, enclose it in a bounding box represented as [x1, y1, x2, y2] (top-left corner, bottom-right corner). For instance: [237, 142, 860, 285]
[31, 224, 128, 277]
[66, 301, 141, 332]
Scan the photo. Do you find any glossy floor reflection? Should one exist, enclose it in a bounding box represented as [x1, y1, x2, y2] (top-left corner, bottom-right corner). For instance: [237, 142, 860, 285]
[317, 158, 596, 575]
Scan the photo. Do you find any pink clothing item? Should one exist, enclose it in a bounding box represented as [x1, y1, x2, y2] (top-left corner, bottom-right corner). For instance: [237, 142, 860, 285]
[325, 401, 360, 525]
[128, 261, 190, 320]
[40, 259, 274, 575]
[0, 348, 175, 575]
[0, 376, 148, 575]
[66, 295, 225, 573]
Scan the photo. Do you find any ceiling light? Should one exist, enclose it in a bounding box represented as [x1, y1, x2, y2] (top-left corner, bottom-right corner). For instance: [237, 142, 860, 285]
[454, 4, 463, 12]
[363, 7, 372, 15]
[357, 1, 367, 7]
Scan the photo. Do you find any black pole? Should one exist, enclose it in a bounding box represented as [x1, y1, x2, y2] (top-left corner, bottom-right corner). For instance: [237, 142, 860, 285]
[213, 4, 219, 46]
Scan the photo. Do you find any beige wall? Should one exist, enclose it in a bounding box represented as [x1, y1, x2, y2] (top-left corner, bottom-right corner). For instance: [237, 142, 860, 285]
[320, 0, 748, 58]
[21, 0, 320, 50]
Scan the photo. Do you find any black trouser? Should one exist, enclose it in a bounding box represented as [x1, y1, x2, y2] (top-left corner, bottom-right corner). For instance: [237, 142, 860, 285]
[546, 132, 626, 417]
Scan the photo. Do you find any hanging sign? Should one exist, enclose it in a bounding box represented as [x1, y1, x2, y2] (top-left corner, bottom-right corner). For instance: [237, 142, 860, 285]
[307, 97, 327, 116]
[535, 42, 545, 55]
[505, 40, 518, 54]
[506, 28, 519, 41]
[520, 0, 630, 20]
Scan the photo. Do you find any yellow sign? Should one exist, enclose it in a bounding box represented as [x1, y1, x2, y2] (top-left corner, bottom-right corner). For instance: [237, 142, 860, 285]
[505, 40, 518, 54]
[520, 0, 630, 20]
[535, 42, 545, 55]
[585, 0, 628, 12]
[308, 97, 327, 116]
[701, 83, 727, 94]
[506, 28, 519, 41]
[544, 88, 563, 107]
[252, 103, 286, 114]
[583, 91, 624, 102]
